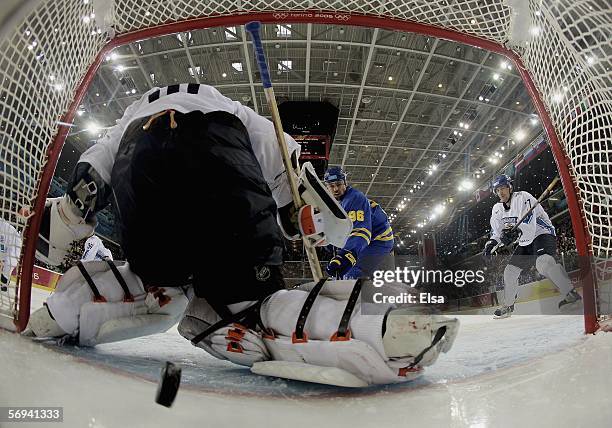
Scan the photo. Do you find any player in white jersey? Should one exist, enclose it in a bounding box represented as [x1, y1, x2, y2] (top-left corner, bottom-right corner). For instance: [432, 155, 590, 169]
[26, 83, 458, 387]
[0, 219, 22, 292]
[81, 235, 113, 262]
[482, 175, 581, 318]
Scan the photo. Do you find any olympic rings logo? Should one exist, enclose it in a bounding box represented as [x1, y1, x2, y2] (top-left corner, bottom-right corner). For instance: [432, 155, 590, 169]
[334, 14, 350, 21]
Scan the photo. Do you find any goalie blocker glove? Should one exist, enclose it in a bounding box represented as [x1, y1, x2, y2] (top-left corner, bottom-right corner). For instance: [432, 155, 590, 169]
[277, 162, 352, 248]
[326, 249, 357, 277]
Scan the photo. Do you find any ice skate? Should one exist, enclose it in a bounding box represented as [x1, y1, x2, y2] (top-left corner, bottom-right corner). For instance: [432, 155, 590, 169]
[493, 304, 514, 319]
[558, 289, 582, 310]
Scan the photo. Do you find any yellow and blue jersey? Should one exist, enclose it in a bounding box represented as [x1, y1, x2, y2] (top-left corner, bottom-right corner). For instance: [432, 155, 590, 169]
[339, 186, 394, 257]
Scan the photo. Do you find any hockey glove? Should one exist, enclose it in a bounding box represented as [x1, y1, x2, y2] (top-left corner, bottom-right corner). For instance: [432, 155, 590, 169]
[36, 196, 97, 267]
[500, 227, 521, 246]
[326, 249, 357, 278]
[482, 239, 497, 261]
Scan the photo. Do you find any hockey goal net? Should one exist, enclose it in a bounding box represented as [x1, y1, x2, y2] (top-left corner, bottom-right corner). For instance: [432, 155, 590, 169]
[0, 0, 609, 333]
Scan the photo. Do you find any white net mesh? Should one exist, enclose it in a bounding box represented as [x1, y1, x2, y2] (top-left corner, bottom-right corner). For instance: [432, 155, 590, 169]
[0, 0, 609, 331]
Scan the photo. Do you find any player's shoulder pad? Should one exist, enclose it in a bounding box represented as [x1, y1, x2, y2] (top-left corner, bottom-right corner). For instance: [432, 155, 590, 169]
[347, 187, 368, 203]
[514, 191, 535, 202]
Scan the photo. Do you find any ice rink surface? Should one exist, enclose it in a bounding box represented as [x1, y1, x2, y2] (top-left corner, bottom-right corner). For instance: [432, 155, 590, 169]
[1, 288, 611, 428]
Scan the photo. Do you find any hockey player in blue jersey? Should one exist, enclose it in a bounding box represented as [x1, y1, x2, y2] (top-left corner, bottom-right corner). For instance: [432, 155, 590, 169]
[324, 166, 395, 279]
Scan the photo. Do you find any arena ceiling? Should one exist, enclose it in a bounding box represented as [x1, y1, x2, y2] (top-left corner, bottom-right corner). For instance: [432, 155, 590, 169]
[58, 22, 543, 242]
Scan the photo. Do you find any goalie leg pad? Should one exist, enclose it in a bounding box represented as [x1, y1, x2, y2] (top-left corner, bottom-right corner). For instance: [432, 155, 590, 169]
[261, 337, 418, 386]
[80, 286, 187, 346]
[37, 261, 188, 345]
[44, 261, 146, 334]
[177, 297, 269, 367]
[252, 361, 369, 388]
[258, 284, 460, 385]
[382, 308, 460, 367]
[28, 304, 68, 338]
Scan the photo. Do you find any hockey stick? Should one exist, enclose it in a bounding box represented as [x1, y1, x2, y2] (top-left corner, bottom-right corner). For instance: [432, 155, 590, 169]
[245, 21, 323, 281]
[491, 175, 560, 254]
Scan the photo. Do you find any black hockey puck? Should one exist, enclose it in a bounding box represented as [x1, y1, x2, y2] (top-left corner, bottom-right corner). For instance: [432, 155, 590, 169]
[155, 361, 182, 407]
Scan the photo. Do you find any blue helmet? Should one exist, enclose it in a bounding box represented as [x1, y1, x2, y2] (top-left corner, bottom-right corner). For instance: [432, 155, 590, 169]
[492, 174, 512, 191]
[324, 166, 347, 184]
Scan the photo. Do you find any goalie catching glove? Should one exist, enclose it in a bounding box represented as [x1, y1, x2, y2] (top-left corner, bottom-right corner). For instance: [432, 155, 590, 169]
[277, 162, 352, 248]
[36, 196, 97, 267]
[36, 163, 110, 267]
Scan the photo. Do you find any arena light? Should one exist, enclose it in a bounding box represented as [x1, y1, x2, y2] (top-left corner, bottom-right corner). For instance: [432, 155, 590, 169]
[459, 179, 474, 191]
[85, 122, 100, 135]
[514, 129, 526, 141]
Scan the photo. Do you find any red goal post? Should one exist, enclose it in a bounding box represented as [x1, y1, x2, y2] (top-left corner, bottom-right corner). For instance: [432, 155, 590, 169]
[0, 1, 608, 334]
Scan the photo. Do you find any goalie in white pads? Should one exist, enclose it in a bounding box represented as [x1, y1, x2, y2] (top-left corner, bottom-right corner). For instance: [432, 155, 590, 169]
[482, 175, 581, 318]
[29, 83, 348, 344]
[27, 83, 458, 386]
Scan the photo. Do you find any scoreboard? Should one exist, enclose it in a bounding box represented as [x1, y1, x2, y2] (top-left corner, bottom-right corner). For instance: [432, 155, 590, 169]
[279, 101, 339, 177]
[292, 134, 331, 160]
